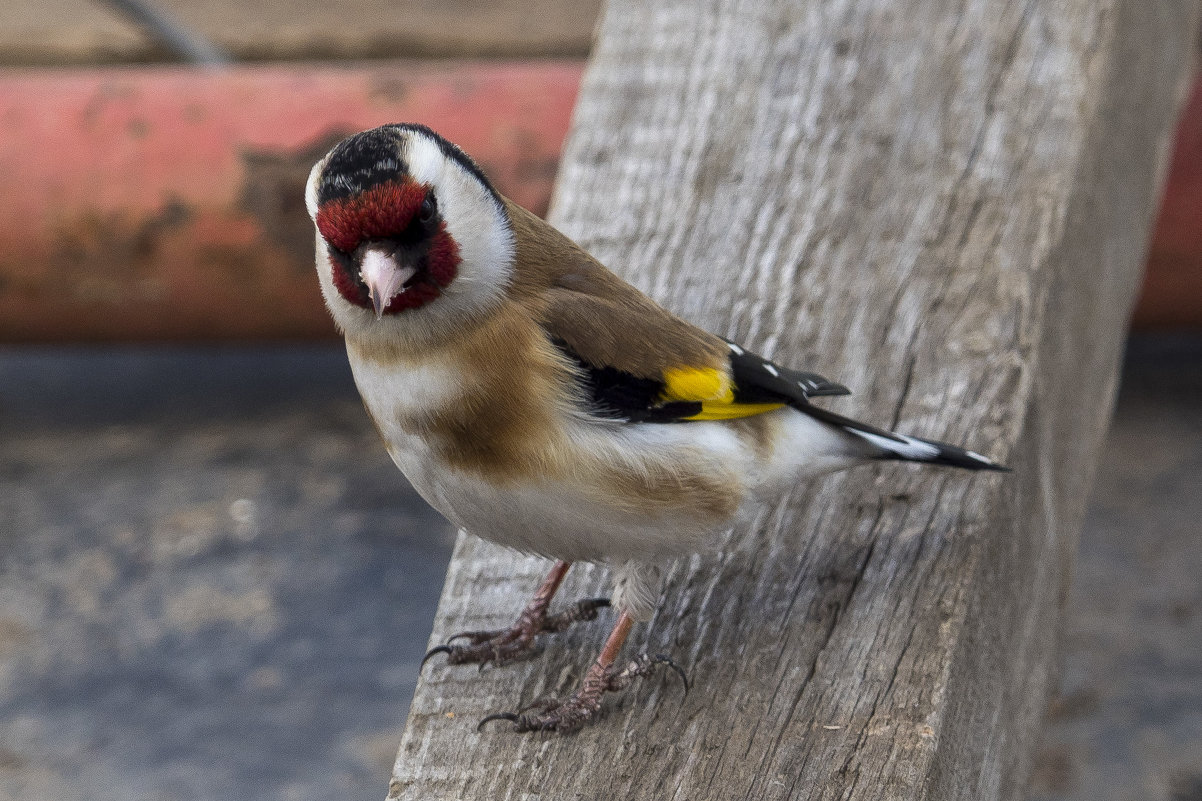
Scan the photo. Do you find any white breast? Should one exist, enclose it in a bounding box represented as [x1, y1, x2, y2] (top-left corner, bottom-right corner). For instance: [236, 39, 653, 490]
[346, 349, 466, 517]
[345, 344, 867, 570]
[348, 348, 462, 422]
[345, 346, 748, 562]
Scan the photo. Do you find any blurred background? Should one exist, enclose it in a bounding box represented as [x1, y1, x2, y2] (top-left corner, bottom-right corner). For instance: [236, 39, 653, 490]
[0, 3, 1198, 800]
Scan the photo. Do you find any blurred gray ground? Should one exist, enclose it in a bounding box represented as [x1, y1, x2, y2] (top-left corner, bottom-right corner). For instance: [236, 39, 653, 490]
[1029, 336, 1202, 801]
[0, 336, 1198, 801]
[0, 347, 455, 801]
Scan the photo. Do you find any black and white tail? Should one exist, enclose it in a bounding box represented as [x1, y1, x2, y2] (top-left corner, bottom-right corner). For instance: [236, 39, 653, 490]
[801, 404, 1010, 472]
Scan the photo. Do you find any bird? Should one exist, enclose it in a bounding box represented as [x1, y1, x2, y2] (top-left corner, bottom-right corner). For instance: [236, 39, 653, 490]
[305, 123, 1008, 734]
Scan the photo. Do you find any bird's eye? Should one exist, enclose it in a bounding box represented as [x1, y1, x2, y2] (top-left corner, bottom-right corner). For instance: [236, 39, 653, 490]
[419, 194, 437, 224]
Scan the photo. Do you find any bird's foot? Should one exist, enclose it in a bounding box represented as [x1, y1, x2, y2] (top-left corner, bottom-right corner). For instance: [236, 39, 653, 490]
[422, 597, 611, 668]
[477, 653, 687, 734]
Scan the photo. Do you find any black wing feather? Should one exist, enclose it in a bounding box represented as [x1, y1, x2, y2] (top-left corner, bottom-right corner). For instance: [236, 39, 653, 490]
[552, 335, 852, 424]
[550, 336, 1009, 470]
[552, 339, 702, 422]
[722, 339, 850, 404]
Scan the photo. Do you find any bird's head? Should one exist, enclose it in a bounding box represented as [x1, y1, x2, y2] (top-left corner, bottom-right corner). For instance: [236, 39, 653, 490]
[306, 124, 515, 344]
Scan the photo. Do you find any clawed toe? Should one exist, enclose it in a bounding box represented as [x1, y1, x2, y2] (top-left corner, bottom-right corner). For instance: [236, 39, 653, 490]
[477, 695, 599, 734]
[476, 712, 521, 731]
[477, 651, 688, 734]
[540, 597, 610, 632]
[444, 630, 495, 646]
[421, 596, 613, 670]
[420, 644, 454, 668]
[613, 653, 689, 696]
[421, 630, 534, 668]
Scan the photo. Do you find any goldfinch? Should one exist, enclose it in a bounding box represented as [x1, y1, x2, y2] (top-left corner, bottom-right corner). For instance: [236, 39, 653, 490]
[305, 123, 1007, 734]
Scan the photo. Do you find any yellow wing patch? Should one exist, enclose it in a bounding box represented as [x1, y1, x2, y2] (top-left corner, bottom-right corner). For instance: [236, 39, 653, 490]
[661, 366, 785, 421]
[661, 366, 731, 402]
[684, 401, 786, 421]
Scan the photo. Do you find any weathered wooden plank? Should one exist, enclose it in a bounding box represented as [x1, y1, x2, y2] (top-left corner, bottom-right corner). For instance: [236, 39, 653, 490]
[391, 1, 1197, 799]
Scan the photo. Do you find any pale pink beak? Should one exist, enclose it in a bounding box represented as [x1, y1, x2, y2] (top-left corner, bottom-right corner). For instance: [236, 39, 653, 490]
[358, 246, 418, 319]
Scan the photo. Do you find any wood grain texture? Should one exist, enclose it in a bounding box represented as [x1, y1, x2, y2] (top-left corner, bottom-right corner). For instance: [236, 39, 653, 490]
[391, 1, 1198, 799]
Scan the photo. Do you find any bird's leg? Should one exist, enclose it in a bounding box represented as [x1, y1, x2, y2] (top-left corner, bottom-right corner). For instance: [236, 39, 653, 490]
[477, 611, 687, 734]
[422, 560, 610, 668]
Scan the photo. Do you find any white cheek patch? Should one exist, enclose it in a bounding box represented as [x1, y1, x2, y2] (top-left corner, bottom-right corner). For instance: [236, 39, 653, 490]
[404, 135, 445, 188]
[403, 134, 515, 312]
[304, 156, 329, 220]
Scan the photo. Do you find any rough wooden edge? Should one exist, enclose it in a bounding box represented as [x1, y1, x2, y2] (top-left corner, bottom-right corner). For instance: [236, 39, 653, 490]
[390, 2, 1198, 799]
